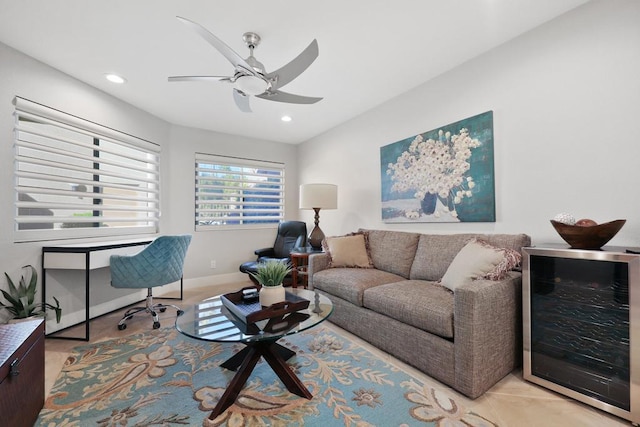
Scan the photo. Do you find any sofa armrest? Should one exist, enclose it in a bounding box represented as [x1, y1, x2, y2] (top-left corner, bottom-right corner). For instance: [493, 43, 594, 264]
[307, 253, 331, 290]
[453, 271, 522, 398]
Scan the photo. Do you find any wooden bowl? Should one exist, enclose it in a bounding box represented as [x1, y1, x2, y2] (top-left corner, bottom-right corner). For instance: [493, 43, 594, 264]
[550, 219, 626, 249]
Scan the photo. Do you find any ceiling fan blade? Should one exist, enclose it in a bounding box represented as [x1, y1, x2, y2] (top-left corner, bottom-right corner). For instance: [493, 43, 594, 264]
[256, 90, 322, 104]
[233, 89, 252, 112]
[168, 75, 232, 82]
[176, 16, 258, 77]
[265, 39, 319, 90]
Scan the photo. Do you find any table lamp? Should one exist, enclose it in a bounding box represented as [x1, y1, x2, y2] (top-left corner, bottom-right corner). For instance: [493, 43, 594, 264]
[299, 183, 337, 249]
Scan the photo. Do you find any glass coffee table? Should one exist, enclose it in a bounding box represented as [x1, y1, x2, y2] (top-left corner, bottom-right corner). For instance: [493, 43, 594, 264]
[176, 288, 333, 421]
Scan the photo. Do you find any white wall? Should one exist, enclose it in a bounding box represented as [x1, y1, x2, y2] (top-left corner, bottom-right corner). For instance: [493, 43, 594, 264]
[298, 0, 640, 248]
[166, 125, 299, 281]
[2, 0, 639, 325]
[0, 41, 299, 327]
[0, 43, 172, 268]
[0, 41, 172, 326]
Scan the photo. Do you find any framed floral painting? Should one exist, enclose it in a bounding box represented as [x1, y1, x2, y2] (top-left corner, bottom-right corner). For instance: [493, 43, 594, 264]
[380, 111, 495, 223]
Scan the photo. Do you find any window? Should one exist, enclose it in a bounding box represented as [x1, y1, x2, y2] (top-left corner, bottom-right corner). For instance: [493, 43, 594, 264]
[195, 153, 284, 229]
[13, 97, 160, 241]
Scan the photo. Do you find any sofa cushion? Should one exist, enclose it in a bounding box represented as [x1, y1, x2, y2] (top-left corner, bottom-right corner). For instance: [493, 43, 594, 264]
[323, 233, 373, 268]
[313, 268, 404, 306]
[363, 280, 454, 339]
[360, 229, 420, 278]
[409, 233, 531, 281]
[440, 239, 521, 291]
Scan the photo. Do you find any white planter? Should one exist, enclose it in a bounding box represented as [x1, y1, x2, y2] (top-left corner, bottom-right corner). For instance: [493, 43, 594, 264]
[259, 284, 286, 307]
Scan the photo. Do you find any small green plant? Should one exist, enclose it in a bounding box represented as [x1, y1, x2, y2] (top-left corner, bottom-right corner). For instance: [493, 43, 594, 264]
[250, 260, 292, 287]
[1, 265, 61, 322]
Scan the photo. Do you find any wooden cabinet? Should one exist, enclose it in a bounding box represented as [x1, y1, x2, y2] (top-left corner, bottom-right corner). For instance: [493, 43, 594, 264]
[0, 319, 45, 427]
[523, 246, 639, 424]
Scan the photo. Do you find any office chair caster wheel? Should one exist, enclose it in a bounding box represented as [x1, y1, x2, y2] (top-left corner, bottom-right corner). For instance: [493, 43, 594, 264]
[159, 307, 166, 313]
[177, 310, 184, 316]
[118, 323, 127, 331]
[153, 321, 161, 329]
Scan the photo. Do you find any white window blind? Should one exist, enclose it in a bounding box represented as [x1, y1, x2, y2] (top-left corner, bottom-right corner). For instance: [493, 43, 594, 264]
[195, 153, 284, 229]
[13, 97, 160, 242]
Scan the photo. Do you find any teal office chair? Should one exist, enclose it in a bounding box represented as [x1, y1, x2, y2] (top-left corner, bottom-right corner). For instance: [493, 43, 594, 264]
[110, 234, 192, 330]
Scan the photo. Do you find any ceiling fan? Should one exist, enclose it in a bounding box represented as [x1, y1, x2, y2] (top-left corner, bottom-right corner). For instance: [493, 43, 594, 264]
[168, 16, 322, 112]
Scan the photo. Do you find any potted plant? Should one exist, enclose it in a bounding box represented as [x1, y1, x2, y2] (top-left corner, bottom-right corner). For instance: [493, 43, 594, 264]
[1, 265, 61, 323]
[250, 260, 292, 307]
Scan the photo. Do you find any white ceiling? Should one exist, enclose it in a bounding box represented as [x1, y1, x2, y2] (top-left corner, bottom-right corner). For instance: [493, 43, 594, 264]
[0, 0, 589, 144]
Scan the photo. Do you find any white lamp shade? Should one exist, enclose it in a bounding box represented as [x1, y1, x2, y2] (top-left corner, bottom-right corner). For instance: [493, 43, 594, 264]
[299, 184, 337, 209]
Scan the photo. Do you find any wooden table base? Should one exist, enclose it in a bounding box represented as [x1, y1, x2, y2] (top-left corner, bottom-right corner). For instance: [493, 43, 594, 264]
[208, 341, 312, 420]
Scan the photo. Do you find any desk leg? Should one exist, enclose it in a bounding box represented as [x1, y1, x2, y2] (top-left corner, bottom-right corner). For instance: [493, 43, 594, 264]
[84, 252, 90, 341]
[41, 254, 47, 327]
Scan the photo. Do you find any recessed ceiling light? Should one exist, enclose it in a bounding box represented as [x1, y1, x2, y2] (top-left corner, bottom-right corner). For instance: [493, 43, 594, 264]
[281, 115, 292, 122]
[105, 73, 127, 84]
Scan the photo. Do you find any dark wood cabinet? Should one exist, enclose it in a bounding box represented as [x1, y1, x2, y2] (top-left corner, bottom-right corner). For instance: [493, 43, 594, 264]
[0, 319, 45, 427]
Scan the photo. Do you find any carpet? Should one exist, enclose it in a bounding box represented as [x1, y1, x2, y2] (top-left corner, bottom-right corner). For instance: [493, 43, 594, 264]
[36, 326, 497, 427]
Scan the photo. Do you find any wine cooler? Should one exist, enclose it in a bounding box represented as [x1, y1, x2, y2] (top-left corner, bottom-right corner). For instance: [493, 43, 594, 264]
[523, 246, 639, 424]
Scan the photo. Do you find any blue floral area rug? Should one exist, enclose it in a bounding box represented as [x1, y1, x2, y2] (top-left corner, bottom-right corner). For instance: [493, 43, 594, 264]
[36, 326, 497, 426]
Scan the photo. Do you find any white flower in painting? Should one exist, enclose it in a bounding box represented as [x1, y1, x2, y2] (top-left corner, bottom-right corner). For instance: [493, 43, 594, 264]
[387, 128, 481, 215]
[405, 210, 420, 220]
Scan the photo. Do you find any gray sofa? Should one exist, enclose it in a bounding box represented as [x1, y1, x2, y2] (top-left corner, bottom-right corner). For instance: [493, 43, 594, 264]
[309, 229, 531, 398]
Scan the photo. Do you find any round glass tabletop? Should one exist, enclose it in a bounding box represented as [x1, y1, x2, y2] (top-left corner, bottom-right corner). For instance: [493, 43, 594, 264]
[176, 288, 333, 344]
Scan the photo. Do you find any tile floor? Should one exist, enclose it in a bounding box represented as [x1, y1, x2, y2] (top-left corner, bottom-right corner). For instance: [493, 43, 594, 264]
[43, 283, 632, 427]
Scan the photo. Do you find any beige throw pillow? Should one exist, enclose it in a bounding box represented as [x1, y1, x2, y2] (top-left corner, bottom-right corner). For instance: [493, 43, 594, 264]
[323, 233, 373, 268]
[440, 239, 521, 291]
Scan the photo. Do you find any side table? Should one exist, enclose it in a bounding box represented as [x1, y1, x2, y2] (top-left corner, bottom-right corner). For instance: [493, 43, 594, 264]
[290, 247, 323, 288]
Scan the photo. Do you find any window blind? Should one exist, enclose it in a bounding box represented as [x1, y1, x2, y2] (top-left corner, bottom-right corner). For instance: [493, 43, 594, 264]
[195, 153, 284, 229]
[13, 97, 160, 241]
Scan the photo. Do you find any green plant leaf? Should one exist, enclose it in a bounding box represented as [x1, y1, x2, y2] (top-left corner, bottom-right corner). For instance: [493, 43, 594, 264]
[4, 272, 19, 298]
[250, 260, 292, 286]
[0, 288, 19, 308]
[2, 264, 61, 321]
[24, 265, 37, 306]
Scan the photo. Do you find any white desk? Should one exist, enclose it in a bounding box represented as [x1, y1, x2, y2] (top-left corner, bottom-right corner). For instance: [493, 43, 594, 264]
[42, 238, 163, 341]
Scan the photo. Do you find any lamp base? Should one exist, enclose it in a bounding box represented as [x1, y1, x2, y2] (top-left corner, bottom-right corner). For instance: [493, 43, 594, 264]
[308, 207, 324, 249]
[308, 225, 325, 249]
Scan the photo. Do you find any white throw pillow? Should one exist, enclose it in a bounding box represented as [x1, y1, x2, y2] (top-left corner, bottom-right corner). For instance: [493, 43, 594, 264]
[440, 239, 507, 291]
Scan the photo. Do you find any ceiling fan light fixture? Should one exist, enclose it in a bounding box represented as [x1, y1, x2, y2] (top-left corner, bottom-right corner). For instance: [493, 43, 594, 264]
[235, 75, 268, 96]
